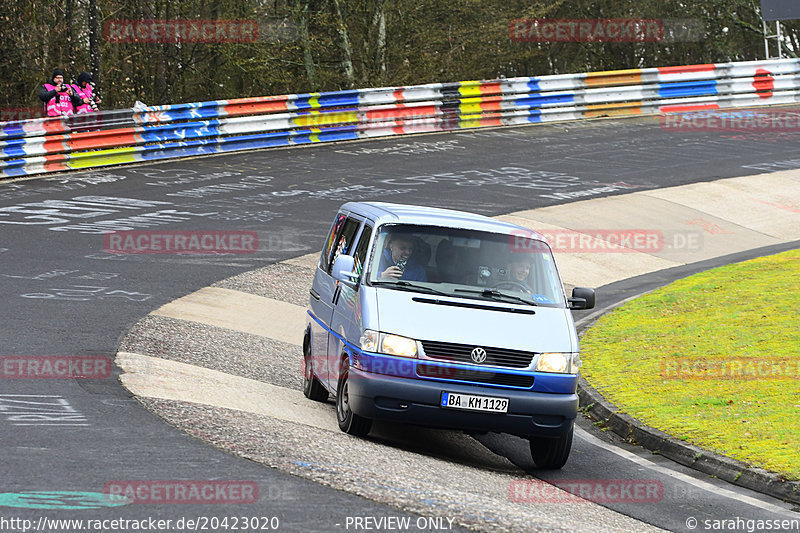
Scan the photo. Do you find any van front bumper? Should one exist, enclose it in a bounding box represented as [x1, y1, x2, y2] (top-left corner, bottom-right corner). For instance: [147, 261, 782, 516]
[346, 367, 577, 438]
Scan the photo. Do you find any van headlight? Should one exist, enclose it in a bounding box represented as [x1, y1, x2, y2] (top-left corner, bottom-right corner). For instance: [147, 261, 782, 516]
[359, 330, 379, 352]
[382, 334, 418, 357]
[360, 330, 418, 358]
[536, 352, 581, 374]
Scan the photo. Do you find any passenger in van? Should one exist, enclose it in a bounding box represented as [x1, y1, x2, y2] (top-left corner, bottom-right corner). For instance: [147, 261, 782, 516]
[505, 257, 533, 290]
[378, 234, 427, 281]
[434, 239, 464, 283]
[412, 237, 431, 271]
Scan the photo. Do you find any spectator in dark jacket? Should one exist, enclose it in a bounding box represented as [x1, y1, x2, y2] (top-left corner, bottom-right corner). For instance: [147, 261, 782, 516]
[38, 69, 81, 117]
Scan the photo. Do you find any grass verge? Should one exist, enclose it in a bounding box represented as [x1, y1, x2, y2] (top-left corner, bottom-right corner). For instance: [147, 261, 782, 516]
[579, 249, 800, 480]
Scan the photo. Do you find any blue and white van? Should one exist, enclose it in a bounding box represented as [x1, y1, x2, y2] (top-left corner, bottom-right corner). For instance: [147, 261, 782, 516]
[303, 202, 594, 468]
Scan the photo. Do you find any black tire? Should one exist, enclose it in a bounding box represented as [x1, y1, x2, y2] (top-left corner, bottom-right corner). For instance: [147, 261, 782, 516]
[336, 358, 372, 436]
[529, 423, 573, 469]
[302, 336, 328, 402]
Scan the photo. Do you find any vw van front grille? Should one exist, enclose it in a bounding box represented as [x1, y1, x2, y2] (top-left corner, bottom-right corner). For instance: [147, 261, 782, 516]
[416, 364, 534, 388]
[420, 340, 535, 368]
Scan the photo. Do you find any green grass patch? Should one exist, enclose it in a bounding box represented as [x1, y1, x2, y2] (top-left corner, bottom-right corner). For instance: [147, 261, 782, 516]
[580, 249, 800, 480]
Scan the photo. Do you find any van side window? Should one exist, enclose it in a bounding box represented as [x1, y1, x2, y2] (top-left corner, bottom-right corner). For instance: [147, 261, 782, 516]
[351, 225, 373, 282]
[327, 217, 361, 275]
[321, 213, 347, 272]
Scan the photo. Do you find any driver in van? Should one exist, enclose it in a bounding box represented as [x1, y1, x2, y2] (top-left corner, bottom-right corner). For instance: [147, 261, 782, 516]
[378, 234, 427, 281]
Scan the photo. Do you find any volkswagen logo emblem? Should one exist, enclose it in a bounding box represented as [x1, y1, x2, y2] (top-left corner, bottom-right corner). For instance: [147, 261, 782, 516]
[470, 347, 487, 364]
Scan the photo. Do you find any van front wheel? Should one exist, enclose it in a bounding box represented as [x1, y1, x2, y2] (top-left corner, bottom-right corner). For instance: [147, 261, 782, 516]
[336, 359, 372, 436]
[529, 424, 573, 469]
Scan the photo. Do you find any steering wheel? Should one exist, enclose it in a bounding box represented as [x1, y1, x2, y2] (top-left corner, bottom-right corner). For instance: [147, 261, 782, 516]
[494, 281, 530, 292]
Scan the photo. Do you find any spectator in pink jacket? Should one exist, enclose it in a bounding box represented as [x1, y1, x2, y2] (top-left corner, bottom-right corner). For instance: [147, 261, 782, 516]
[71, 72, 102, 113]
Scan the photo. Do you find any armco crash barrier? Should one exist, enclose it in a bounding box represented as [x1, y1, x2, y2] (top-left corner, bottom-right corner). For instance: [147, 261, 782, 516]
[2, 58, 800, 178]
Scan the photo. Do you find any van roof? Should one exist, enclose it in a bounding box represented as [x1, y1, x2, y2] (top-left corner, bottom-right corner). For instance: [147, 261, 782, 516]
[340, 201, 544, 238]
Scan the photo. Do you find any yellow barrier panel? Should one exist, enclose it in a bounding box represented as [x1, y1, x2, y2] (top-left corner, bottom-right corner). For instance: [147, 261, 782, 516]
[458, 83, 483, 97]
[67, 147, 138, 169]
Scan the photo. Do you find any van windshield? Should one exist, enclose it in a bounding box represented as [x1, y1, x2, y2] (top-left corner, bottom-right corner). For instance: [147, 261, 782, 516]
[366, 224, 566, 308]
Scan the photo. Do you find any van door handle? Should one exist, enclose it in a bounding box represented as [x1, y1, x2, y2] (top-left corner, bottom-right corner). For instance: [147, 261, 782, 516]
[310, 289, 320, 301]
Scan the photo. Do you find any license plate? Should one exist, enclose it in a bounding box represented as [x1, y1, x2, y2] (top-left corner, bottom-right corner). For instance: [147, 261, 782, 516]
[440, 391, 508, 413]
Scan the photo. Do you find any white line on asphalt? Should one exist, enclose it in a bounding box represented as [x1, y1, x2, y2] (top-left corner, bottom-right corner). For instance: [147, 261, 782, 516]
[12, 423, 90, 426]
[0, 394, 61, 398]
[574, 426, 796, 517]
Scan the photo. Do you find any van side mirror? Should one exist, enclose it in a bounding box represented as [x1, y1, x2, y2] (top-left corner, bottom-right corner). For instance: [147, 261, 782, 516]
[332, 254, 358, 287]
[568, 287, 595, 310]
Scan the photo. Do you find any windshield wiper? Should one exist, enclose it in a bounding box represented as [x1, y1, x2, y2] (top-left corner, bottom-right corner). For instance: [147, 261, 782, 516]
[371, 280, 453, 297]
[453, 287, 538, 306]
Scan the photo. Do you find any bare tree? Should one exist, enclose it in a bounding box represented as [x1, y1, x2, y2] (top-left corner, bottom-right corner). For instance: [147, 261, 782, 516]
[88, 0, 101, 91]
[295, 0, 318, 90]
[373, 0, 387, 82]
[331, 0, 355, 88]
[66, 0, 75, 73]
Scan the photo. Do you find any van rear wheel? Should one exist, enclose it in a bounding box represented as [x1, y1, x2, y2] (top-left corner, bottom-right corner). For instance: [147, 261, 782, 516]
[529, 424, 573, 469]
[302, 339, 328, 402]
[336, 358, 372, 436]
